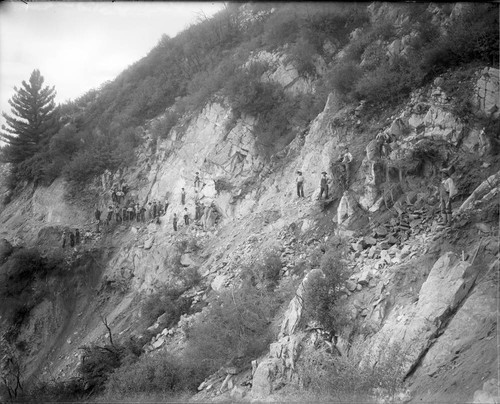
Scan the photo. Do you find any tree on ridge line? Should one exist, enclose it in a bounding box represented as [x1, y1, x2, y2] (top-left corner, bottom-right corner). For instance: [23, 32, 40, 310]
[0, 69, 59, 168]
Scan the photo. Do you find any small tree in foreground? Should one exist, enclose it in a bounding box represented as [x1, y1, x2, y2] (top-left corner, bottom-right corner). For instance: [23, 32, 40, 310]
[302, 247, 351, 335]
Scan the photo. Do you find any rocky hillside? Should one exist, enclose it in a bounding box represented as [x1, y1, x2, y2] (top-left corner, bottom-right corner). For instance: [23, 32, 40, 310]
[0, 3, 498, 403]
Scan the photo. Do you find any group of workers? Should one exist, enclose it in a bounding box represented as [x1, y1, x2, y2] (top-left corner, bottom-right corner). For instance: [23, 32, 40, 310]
[296, 147, 353, 200]
[63, 136, 459, 250]
[88, 171, 214, 240]
[295, 138, 458, 226]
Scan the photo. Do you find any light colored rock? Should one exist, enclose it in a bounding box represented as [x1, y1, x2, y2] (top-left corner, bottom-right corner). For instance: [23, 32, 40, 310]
[346, 279, 357, 292]
[251, 334, 303, 398]
[423, 105, 464, 145]
[211, 274, 228, 292]
[144, 236, 154, 250]
[280, 268, 323, 338]
[457, 170, 500, 214]
[473, 67, 500, 119]
[152, 337, 165, 349]
[380, 250, 392, 265]
[357, 269, 372, 286]
[180, 253, 197, 267]
[362, 252, 480, 373]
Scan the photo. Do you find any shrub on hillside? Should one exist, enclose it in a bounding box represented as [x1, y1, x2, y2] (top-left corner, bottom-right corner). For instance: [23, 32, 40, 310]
[302, 248, 350, 334]
[104, 352, 202, 395]
[286, 37, 317, 77]
[151, 111, 180, 140]
[183, 280, 281, 374]
[263, 7, 300, 49]
[325, 61, 363, 102]
[141, 286, 194, 329]
[241, 249, 282, 291]
[299, 340, 411, 401]
[354, 55, 422, 105]
[420, 3, 499, 78]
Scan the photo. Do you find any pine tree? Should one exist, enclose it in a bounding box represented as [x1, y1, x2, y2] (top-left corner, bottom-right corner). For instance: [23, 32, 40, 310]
[0, 69, 59, 165]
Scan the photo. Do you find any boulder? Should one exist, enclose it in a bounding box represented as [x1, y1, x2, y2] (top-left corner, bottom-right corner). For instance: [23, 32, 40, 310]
[375, 226, 388, 237]
[357, 270, 372, 286]
[152, 337, 165, 349]
[380, 250, 392, 265]
[368, 245, 380, 259]
[180, 253, 197, 267]
[364, 236, 377, 246]
[345, 279, 357, 292]
[144, 236, 154, 250]
[211, 274, 228, 292]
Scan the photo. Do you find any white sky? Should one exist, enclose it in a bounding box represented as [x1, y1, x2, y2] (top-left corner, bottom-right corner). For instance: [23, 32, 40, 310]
[0, 1, 225, 122]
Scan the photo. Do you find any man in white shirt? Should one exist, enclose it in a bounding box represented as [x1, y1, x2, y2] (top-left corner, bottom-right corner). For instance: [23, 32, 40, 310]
[340, 147, 353, 188]
[439, 169, 457, 225]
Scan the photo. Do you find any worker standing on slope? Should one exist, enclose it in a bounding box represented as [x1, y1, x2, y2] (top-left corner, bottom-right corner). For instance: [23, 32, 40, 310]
[296, 171, 305, 198]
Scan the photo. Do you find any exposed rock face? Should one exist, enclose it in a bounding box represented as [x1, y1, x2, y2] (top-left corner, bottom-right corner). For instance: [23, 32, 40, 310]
[250, 268, 324, 399]
[362, 252, 479, 372]
[473, 67, 500, 119]
[251, 333, 303, 398]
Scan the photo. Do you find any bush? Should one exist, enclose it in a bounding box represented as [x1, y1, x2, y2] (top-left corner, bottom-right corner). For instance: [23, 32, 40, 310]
[241, 249, 282, 291]
[286, 37, 317, 76]
[420, 4, 499, 78]
[354, 55, 422, 106]
[105, 352, 203, 395]
[183, 280, 281, 374]
[141, 286, 194, 329]
[325, 61, 363, 101]
[302, 248, 350, 334]
[299, 340, 411, 401]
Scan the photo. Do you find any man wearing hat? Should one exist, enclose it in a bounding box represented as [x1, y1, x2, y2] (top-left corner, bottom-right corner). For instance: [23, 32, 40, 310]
[194, 172, 201, 189]
[319, 171, 329, 199]
[296, 170, 304, 197]
[439, 168, 457, 225]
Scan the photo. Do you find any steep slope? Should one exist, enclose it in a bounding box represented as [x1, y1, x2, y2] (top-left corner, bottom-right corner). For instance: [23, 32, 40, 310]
[0, 3, 498, 403]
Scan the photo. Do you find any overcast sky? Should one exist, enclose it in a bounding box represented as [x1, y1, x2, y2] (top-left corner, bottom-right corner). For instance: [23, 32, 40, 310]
[0, 1, 225, 122]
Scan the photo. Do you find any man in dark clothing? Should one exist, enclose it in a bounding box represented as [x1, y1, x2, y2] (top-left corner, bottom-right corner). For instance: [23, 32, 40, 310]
[135, 204, 141, 222]
[194, 172, 201, 188]
[296, 171, 304, 197]
[173, 213, 178, 231]
[164, 199, 169, 216]
[140, 205, 146, 222]
[95, 207, 102, 233]
[115, 205, 122, 222]
[106, 205, 113, 225]
[184, 207, 189, 225]
[181, 188, 186, 205]
[75, 229, 80, 245]
[122, 206, 128, 221]
[195, 201, 202, 221]
[69, 232, 75, 247]
[127, 204, 135, 221]
[152, 201, 157, 218]
[319, 172, 329, 199]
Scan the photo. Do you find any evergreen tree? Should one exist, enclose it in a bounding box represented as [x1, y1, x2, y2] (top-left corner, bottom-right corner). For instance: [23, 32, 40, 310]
[0, 69, 59, 165]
